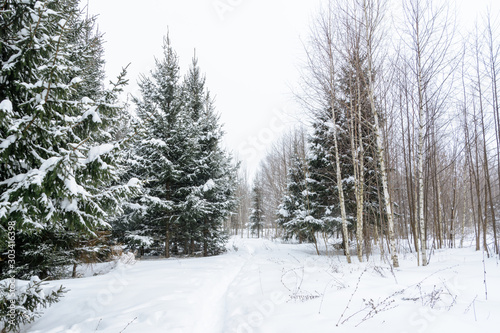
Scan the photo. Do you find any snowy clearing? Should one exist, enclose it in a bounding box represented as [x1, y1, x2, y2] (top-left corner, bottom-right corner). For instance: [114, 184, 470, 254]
[25, 237, 499, 333]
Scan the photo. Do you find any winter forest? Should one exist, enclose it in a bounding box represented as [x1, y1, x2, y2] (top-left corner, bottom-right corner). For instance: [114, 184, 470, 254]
[1, 0, 500, 332]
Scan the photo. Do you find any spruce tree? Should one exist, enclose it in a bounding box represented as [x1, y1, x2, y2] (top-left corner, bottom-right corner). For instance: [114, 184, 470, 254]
[306, 56, 382, 254]
[277, 154, 322, 252]
[249, 182, 265, 238]
[0, 0, 131, 279]
[117, 39, 237, 257]
[178, 57, 237, 256]
[337, 57, 381, 239]
[307, 109, 352, 238]
[115, 35, 185, 257]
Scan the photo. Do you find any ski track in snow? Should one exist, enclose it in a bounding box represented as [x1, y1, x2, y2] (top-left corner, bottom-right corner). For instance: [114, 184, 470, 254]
[24, 237, 500, 333]
[192, 254, 245, 333]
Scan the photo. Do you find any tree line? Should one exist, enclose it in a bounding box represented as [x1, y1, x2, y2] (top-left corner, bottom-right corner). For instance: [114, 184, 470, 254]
[233, 0, 500, 267]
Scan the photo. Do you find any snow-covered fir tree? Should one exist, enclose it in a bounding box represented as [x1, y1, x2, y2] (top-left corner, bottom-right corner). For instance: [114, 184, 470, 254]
[307, 108, 352, 239]
[115, 37, 237, 257]
[276, 153, 322, 253]
[0, 0, 133, 279]
[307, 58, 382, 241]
[249, 181, 265, 238]
[336, 56, 382, 259]
[112, 35, 185, 257]
[178, 57, 237, 256]
[0, 276, 66, 332]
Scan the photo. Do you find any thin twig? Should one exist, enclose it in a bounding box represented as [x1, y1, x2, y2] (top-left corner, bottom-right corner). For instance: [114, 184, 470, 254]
[336, 268, 366, 326]
[94, 318, 102, 332]
[473, 298, 477, 321]
[118, 317, 137, 333]
[482, 250, 488, 300]
[318, 278, 338, 314]
[464, 295, 477, 315]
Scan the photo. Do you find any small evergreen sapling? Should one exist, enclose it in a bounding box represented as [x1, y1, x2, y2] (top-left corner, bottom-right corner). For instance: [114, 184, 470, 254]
[249, 182, 265, 238]
[0, 276, 66, 333]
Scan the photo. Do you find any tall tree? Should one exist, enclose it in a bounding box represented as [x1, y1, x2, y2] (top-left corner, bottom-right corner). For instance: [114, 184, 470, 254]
[360, 0, 399, 267]
[250, 179, 265, 238]
[0, 0, 131, 279]
[301, 1, 355, 263]
[400, 0, 456, 266]
[179, 56, 237, 256]
[113, 35, 182, 257]
[117, 40, 236, 257]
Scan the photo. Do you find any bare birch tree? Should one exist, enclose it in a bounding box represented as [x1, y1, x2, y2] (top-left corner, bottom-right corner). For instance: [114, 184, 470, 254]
[399, 0, 456, 266]
[304, 3, 353, 263]
[359, 0, 400, 267]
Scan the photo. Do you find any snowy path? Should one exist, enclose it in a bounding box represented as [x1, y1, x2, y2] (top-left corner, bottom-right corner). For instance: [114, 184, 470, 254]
[26, 238, 277, 333]
[26, 237, 500, 333]
[192, 252, 246, 333]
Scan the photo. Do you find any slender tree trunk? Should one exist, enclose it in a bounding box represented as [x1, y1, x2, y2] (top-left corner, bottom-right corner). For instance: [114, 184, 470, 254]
[313, 233, 320, 256]
[332, 106, 352, 264]
[401, 80, 419, 257]
[450, 182, 457, 248]
[370, 96, 399, 268]
[165, 226, 170, 258]
[362, 0, 399, 267]
[165, 185, 171, 258]
[375, 175, 385, 258]
[473, 114, 485, 253]
[72, 263, 78, 278]
[356, 74, 366, 262]
[461, 181, 467, 248]
[432, 157, 443, 249]
[239, 203, 244, 238]
[437, 180, 444, 249]
[416, 14, 428, 266]
[417, 108, 427, 265]
[322, 8, 352, 264]
[323, 231, 329, 256]
[478, 72, 493, 258]
[203, 224, 208, 257]
[486, 15, 500, 255]
[348, 69, 365, 262]
[470, 171, 480, 251]
[435, 160, 444, 249]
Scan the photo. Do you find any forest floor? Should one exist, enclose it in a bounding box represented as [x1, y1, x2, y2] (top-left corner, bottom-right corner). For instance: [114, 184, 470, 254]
[26, 236, 500, 333]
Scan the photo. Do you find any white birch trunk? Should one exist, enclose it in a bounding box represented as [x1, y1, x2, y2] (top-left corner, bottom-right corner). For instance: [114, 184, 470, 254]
[362, 0, 399, 268]
[357, 103, 365, 262]
[324, 7, 352, 264]
[461, 179, 467, 248]
[332, 120, 352, 264]
[355, 74, 365, 263]
[414, 0, 428, 266]
[417, 101, 427, 266]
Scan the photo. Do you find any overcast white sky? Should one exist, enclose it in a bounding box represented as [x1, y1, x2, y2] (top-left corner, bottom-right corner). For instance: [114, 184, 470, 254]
[85, 0, 321, 176]
[86, 0, 498, 178]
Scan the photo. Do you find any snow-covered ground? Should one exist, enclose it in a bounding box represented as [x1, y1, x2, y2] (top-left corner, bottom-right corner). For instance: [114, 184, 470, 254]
[25, 237, 499, 333]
